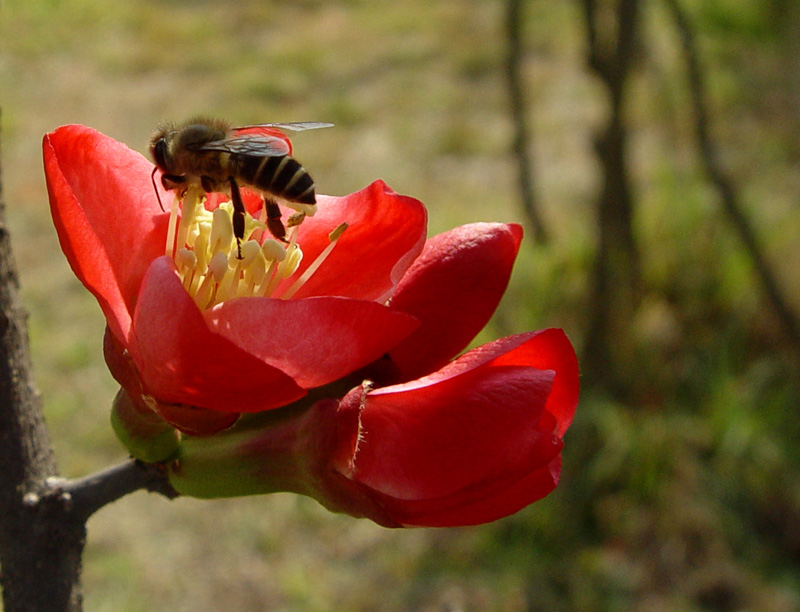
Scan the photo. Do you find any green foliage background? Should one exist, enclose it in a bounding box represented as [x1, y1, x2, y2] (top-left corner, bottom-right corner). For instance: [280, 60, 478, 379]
[1, 0, 799, 610]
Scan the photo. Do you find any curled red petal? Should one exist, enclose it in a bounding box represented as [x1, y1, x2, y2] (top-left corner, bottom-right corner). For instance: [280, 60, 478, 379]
[348, 364, 560, 501]
[395, 329, 579, 436]
[204, 296, 419, 389]
[388, 223, 523, 381]
[131, 257, 306, 412]
[319, 328, 578, 526]
[373, 456, 562, 527]
[43, 125, 168, 342]
[103, 325, 142, 398]
[277, 181, 427, 301]
[479, 328, 579, 436]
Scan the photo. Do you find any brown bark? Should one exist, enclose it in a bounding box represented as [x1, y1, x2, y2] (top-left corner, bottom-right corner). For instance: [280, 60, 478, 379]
[0, 110, 177, 612]
[0, 112, 85, 610]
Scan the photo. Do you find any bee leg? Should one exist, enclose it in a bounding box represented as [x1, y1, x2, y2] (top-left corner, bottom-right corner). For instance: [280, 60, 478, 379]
[228, 176, 246, 259]
[264, 198, 287, 242]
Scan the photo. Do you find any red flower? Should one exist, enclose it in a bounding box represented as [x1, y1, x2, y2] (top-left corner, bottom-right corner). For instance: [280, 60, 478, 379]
[43, 124, 579, 527]
[43, 125, 426, 433]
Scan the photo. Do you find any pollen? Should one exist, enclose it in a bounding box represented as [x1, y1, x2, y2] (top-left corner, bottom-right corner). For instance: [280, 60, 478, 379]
[165, 189, 346, 309]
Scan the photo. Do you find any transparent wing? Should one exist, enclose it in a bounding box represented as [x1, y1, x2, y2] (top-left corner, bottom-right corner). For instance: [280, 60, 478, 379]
[234, 122, 334, 132]
[198, 133, 291, 157]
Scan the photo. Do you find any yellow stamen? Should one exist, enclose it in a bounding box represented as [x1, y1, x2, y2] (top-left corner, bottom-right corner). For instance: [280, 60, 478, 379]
[176, 185, 201, 253]
[278, 244, 303, 280]
[165, 196, 180, 257]
[208, 251, 229, 282]
[165, 187, 347, 310]
[210, 207, 234, 254]
[261, 238, 288, 263]
[175, 248, 197, 290]
[214, 261, 237, 304]
[256, 260, 281, 298]
[194, 274, 215, 310]
[280, 223, 348, 300]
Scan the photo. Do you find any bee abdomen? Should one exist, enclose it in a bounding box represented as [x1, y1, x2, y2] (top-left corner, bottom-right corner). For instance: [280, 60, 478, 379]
[234, 154, 316, 204]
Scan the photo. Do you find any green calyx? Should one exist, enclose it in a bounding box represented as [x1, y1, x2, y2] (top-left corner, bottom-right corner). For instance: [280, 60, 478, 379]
[110, 388, 180, 463]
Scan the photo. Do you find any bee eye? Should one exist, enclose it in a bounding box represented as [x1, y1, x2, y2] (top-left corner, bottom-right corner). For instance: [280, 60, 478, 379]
[152, 138, 169, 170]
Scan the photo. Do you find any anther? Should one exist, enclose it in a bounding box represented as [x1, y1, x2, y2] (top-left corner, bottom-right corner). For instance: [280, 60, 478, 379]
[261, 238, 287, 263]
[210, 208, 234, 253]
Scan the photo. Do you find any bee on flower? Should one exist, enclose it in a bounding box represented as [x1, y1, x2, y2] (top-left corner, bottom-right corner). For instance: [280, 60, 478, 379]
[44, 124, 579, 528]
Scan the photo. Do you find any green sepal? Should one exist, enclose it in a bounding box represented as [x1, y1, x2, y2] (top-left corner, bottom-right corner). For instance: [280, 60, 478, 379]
[168, 408, 305, 499]
[110, 388, 180, 463]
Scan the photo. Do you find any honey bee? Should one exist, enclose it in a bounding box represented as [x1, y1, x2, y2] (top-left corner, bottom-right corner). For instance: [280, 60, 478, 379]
[149, 117, 332, 257]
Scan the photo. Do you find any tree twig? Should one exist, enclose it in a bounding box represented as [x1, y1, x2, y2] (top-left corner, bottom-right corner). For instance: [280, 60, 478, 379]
[663, 0, 800, 360]
[504, 0, 548, 242]
[59, 459, 178, 524]
[579, 0, 643, 396]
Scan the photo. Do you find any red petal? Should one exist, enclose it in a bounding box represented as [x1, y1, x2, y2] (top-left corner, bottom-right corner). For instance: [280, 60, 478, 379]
[372, 456, 562, 527]
[152, 401, 239, 436]
[349, 363, 560, 501]
[103, 326, 142, 397]
[277, 181, 427, 301]
[388, 223, 523, 380]
[396, 329, 579, 436]
[204, 296, 419, 388]
[131, 257, 306, 412]
[205, 189, 263, 215]
[325, 328, 578, 526]
[43, 125, 168, 342]
[480, 329, 579, 436]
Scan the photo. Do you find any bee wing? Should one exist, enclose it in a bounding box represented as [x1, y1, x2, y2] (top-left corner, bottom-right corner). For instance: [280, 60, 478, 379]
[234, 122, 334, 132]
[198, 133, 291, 157]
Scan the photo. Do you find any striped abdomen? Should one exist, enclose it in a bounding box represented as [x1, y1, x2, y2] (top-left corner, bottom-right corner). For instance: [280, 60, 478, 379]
[231, 153, 316, 204]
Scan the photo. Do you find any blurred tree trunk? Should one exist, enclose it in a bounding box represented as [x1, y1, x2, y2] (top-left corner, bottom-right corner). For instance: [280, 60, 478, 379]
[580, 0, 643, 395]
[504, 0, 548, 242]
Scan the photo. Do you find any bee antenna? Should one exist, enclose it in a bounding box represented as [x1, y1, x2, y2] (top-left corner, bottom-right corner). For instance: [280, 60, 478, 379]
[151, 166, 166, 212]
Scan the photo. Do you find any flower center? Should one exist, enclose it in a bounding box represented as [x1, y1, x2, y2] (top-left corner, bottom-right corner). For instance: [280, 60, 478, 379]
[165, 185, 346, 309]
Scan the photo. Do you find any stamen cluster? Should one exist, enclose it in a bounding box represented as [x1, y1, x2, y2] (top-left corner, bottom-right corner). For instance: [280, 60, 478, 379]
[165, 185, 345, 309]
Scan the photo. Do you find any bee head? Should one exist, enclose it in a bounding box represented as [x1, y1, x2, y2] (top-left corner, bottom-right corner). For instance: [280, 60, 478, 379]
[150, 138, 169, 172]
[149, 124, 177, 173]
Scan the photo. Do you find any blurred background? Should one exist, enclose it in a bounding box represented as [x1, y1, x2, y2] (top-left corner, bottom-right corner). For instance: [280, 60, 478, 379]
[2, 0, 800, 610]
